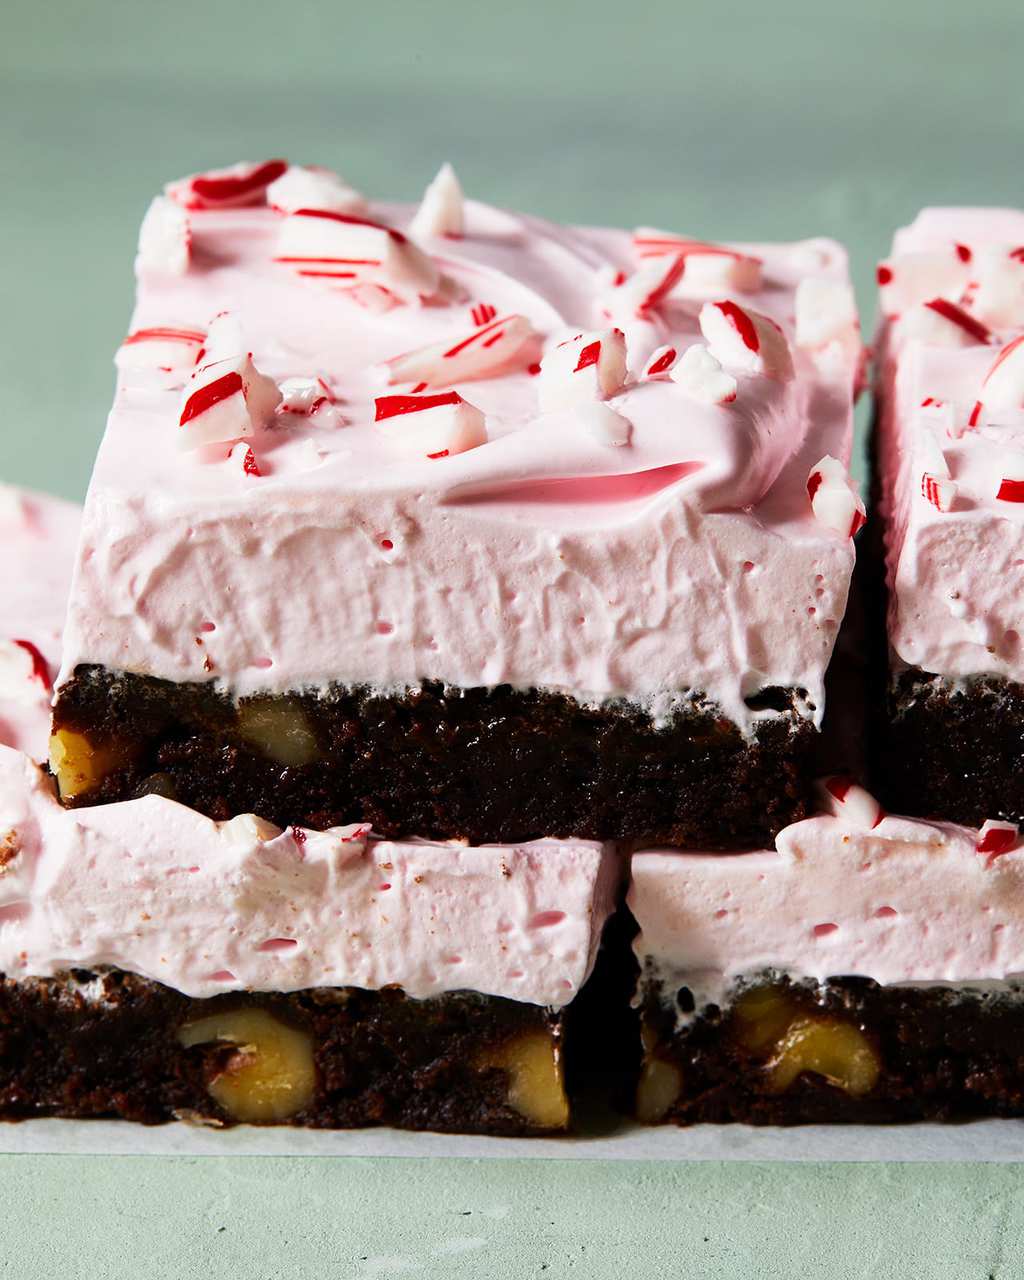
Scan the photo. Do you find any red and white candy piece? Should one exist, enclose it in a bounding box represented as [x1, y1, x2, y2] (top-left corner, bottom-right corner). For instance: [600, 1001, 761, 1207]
[914, 424, 950, 479]
[409, 162, 464, 240]
[794, 278, 858, 350]
[976, 819, 1020, 866]
[699, 300, 793, 379]
[136, 196, 190, 276]
[228, 441, 262, 478]
[642, 345, 678, 379]
[385, 313, 537, 387]
[669, 343, 737, 405]
[266, 165, 367, 217]
[374, 391, 486, 459]
[178, 354, 281, 450]
[573, 402, 632, 447]
[537, 329, 627, 413]
[605, 256, 687, 318]
[876, 248, 970, 317]
[275, 208, 440, 302]
[897, 298, 993, 349]
[817, 776, 883, 829]
[632, 229, 762, 293]
[921, 472, 957, 512]
[166, 159, 287, 210]
[278, 376, 333, 415]
[974, 335, 1024, 421]
[806, 456, 866, 538]
[0, 638, 51, 703]
[115, 326, 205, 375]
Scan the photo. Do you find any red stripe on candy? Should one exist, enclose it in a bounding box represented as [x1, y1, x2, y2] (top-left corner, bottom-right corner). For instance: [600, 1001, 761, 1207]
[923, 297, 991, 345]
[12, 639, 51, 690]
[716, 300, 760, 353]
[998, 479, 1024, 503]
[375, 391, 462, 421]
[123, 327, 205, 346]
[575, 340, 601, 372]
[180, 371, 244, 426]
[192, 160, 286, 203]
[292, 207, 406, 244]
[646, 347, 677, 377]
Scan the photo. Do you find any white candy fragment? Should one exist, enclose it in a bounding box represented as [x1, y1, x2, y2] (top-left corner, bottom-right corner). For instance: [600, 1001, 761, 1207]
[818, 776, 883, 829]
[977, 335, 1024, 415]
[219, 813, 284, 847]
[115, 326, 205, 375]
[278, 376, 332, 415]
[669, 343, 737, 405]
[605, 257, 687, 318]
[227, 441, 261, 477]
[795, 277, 858, 350]
[409, 162, 465, 239]
[385, 314, 536, 386]
[632, 229, 763, 294]
[976, 819, 1020, 864]
[136, 196, 191, 276]
[913, 425, 950, 479]
[166, 159, 287, 210]
[970, 245, 1024, 328]
[374, 391, 486, 458]
[0, 638, 51, 704]
[807, 455, 866, 538]
[573, 402, 632, 447]
[921, 472, 957, 512]
[876, 248, 970, 317]
[699, 300, 793, 379]
[642, 345, 678, 379]
[266, 165, 367, 217]
[537, 329, 627, 412]
[275, 208, 440, 302]
[896, 298, 992, 349]
[177, 353, 281, 451]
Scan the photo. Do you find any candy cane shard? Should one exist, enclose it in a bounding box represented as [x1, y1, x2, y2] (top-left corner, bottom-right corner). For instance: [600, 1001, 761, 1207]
[385, 313, 537, 386]
[669, 343, 737, 405]
[976, 819, 1020, 865]
[817, 776, 884, 829]
[228, 441, 262, 477]
[115, 326, 206, 375]
[605, 256, 688, 318]
[921, 472, 958, 512]
[266, 165, 367, 217]
[409, 162, 465, 239]
[642, 345, 678, 379]
[975, 335, 1024, 419]
[806, 456, 866, 538]
[166, 159, 288, 210]
[136, 196, 191, 276]
[275, 208, 440, 302]
[374, 391, 486, 458]
[537, 329, 627, 412]
[876, 247, 971, 317]
[897, 298, 993, 349]
[699, 300, 793, 379]
[794, 278, 858, 350]
[278, 376, 333, 415]
[632, 229, 763, 293]
[178, 354, 281, 450]
[914, 425, 950, 479]
[573, 402, 632, 447]
[0, 638, 51, 703]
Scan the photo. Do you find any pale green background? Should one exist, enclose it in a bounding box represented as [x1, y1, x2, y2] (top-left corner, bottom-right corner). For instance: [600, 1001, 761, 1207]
[3, 0, 1024, 1274]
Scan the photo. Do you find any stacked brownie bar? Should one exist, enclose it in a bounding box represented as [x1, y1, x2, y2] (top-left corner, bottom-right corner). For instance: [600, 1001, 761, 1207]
[630, 208, 1024, 1127]
[4, 158, 870, 1133]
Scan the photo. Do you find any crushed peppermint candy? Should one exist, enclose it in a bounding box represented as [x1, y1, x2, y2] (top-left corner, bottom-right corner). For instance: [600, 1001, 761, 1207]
[374, 391, 486, 458]
[167, 159, 287, 210]
[699, 300, 793, 379]
[817, 775, 884, 829]
[806, 456, 866, 538]
[670, 343, 737, 405]
[537, 329, 627, 412]
[409, 162, 464, 239]
[386, 313, 537, 386]
[976, 820, 1020, 866]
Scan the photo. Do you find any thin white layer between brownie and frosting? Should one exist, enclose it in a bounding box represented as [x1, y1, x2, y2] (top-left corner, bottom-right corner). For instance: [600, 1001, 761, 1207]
[57, 161, 862, 731]
[0, 484, 618, 1005]
[877, 207, 1024, 682]
[629, 786, 1024, 1015]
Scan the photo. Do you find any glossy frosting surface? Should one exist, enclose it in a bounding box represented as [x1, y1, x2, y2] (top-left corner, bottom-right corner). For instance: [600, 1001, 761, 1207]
[59, 167, 860, 729]
[878, 207, 1024, 680]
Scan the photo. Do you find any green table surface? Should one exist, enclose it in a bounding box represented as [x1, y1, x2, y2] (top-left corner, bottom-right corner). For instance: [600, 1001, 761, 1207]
[3, 0, 1024, 1272]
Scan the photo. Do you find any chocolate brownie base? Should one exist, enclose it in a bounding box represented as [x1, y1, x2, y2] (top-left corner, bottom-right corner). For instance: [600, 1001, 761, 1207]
[877, 668, 1024, 829]
[51, 667, 815, 847]
[0, 969, 569, 1133]
[636, 973, 1024, 1125]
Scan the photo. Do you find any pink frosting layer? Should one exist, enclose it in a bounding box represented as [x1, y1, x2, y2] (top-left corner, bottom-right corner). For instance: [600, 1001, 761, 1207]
[0, 483, 618, 1004]
[0, 749, 618, 1004]
[630, 812, 1024, 1011]
[0, 484, 80, 760]
[58, 170, 860, 730]
[878, 207, 1024, 680]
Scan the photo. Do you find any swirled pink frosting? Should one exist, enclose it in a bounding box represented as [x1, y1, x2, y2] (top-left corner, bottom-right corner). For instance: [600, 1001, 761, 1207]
[58, 169, 860, 730]
[877, 208, 1024, 681]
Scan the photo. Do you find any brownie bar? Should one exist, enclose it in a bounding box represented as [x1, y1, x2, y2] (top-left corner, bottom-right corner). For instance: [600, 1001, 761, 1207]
[0, 969, 571, 1134]
[50, 667, 814, 847]
[636, 973, 1024, 1125]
